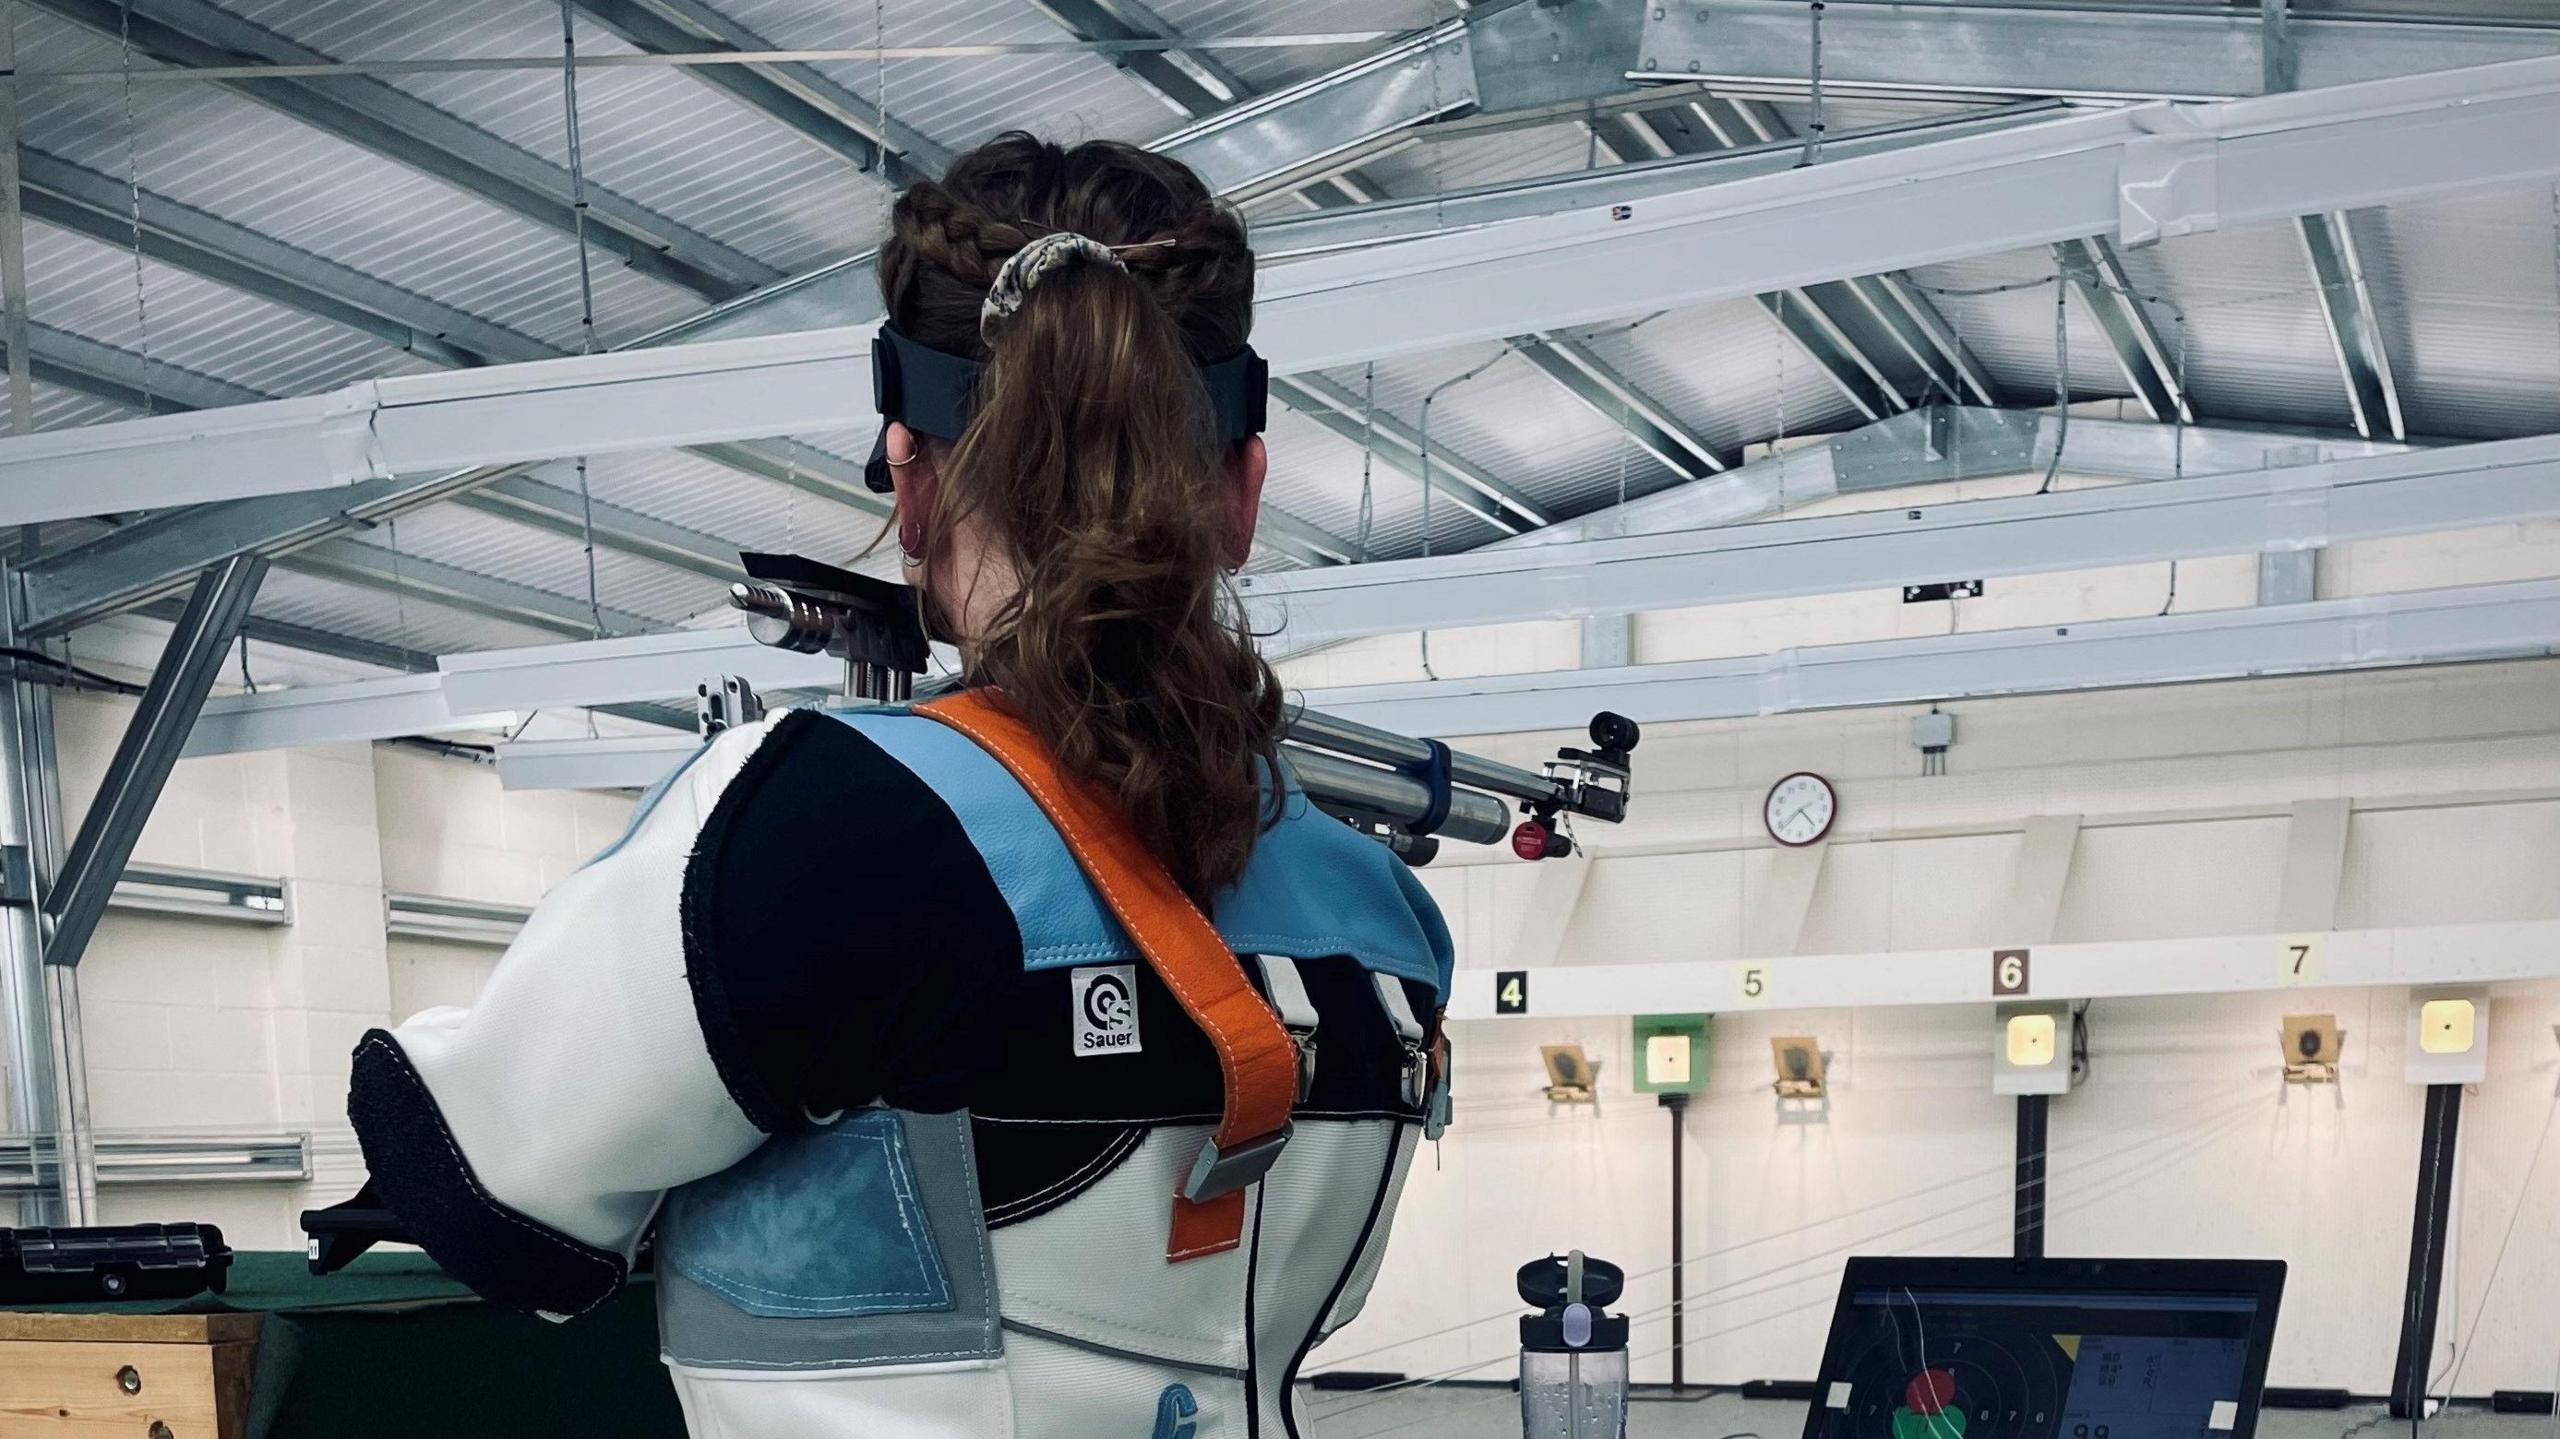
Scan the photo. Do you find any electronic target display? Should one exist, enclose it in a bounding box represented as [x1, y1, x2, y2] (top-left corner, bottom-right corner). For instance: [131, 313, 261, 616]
[1802, 1259, 2287, 1439]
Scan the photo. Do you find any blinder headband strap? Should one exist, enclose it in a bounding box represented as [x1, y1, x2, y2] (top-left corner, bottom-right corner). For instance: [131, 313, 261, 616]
[864, 322, 1269, 494]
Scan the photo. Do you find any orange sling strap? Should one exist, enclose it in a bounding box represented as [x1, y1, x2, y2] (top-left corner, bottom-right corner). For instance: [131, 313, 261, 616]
[918, 689, 1298, 1262]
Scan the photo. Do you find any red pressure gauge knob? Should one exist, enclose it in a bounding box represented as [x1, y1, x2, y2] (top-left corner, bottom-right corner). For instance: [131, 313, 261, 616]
[1513, 819, 1571, 861]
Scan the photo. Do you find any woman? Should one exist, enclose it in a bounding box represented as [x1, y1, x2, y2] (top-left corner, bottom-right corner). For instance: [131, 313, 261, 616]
[346, 133, 1453, 1439]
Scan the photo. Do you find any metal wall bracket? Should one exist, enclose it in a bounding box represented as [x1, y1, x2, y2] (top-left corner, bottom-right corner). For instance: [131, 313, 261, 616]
[0, 844, 31, 905]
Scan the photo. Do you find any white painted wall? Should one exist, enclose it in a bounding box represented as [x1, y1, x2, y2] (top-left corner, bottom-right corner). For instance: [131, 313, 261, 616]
[374, 745, 634, 1023]
[43, 690, 628, 1249]
[1318, 658, 2560, 1399]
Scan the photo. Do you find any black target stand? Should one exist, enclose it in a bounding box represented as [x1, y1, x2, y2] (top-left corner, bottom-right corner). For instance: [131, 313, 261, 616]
[2390, 1083, 2463, 1421]
[2013, 1094, 2050, 1260]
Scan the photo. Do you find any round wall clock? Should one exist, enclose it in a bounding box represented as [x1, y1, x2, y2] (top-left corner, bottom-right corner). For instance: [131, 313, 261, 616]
[1763, 772, 1837, 847]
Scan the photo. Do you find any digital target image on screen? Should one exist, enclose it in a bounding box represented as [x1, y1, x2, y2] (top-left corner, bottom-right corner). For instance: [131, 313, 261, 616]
[1803, 1261, 2286, 1439]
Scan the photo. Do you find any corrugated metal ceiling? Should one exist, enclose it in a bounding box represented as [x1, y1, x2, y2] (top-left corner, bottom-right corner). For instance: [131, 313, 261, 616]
[8, 0, 2555, 679]
[715, 0, 1177, 153]
[12, 7, 703, 352]
[26, 223, 438, 399]
[1147, 0, 1445, 96]
[2106, 215, 2361, 436]
[2356, 184, 2560, 441]
[249, 565, 566, 660]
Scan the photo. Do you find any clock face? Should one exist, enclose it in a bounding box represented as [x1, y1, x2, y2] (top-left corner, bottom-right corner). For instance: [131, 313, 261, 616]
[1764, 772, 1837, 847]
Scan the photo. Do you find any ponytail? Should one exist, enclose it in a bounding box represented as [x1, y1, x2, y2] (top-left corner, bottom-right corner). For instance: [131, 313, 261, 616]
[880, 135, 1285, 903]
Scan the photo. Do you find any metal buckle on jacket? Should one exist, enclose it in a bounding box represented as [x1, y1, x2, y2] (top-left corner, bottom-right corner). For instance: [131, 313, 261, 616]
[1288, 1026, 1319, 1102]
[1399, 1041, 1431, 1110]
[1423, 1033, 1452, 1140]
[1182, 1123, 1292, 1202]
[1424, 1064, 1452, 1141]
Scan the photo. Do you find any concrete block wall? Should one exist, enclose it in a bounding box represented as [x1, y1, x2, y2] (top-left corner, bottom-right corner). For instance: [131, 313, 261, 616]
[373, 746, 633, 1024]
[42, 692, 628, 1247]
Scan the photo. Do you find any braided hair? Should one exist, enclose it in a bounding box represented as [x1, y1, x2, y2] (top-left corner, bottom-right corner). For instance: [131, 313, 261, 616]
[878, 133, 1285, 905]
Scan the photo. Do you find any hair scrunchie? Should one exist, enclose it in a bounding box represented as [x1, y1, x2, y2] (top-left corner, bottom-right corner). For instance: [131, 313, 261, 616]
[980, 231, 1125, 343]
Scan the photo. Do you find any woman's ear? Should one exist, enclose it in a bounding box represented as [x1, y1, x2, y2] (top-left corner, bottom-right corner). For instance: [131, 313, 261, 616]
[886, 421, 938, 531]
[1221, 436, 1268, 569]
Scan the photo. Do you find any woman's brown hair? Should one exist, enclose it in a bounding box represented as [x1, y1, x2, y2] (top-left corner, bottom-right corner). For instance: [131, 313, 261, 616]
[880, 133, 1286, 903]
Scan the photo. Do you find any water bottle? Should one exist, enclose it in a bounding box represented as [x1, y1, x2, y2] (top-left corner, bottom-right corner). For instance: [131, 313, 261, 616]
[1518, 1250, 1630, 1439]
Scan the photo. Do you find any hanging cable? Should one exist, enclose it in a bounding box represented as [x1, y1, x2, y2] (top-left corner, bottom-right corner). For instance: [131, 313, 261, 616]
[784, 446, 799, 553]
[1428, 1, 1448, 229]
[1615, 401, 1632, 511]
[387, 516, 415, 665]
[2038, 273, 2071, 494]
[1795, 1, 1828, 169]
[2157, 560, 2179, 617]
[1356, 361, 1378, 557]
[1774, 288, 1790, 479]
[557, 0, 608, 639]
[0, 647, 143, 697]
[2173, 305, 2191, 476]
[116, 0, 153, 416]
[1415, 346, 1514, 680]
[236, 634, 256, 695]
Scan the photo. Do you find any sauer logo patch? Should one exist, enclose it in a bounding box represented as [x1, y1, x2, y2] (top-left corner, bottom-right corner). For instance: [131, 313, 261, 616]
[1070, 964, 1141, 1056]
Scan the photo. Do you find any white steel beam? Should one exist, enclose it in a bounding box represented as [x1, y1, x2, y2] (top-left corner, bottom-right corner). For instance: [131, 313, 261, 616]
[1262, 55, 2560, 368]
[1632, 0, 2560, 103]
[1306, 578, 2560, 738]
[462, 577, 2560, 789]
[180, 567, 2560, 763]
[442, 625, 842, 717]
[1480, 406, 2398, 559]
[0, 327, 867, 527]
[1240, 430, 2560, 653]
[13, 54, 2555, 532]
[164, 407, 2442, 755]
[1444, 919, 2560, 1021]
[183, 674, 516, 761]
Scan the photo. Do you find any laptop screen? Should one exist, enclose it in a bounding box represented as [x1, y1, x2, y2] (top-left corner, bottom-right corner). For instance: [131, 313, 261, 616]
[1807, 1269, 2280, 1439]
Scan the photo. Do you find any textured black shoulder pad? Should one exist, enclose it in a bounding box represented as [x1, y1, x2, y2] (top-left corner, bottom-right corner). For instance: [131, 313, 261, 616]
[681, 709, 1025, 1131]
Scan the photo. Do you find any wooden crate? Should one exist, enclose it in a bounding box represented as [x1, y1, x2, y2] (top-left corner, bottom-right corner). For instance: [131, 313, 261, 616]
[0, 1312, 260, 1439]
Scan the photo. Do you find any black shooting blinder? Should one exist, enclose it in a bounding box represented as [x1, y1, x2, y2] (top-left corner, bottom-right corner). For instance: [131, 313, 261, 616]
[864, 323, 1270, 493]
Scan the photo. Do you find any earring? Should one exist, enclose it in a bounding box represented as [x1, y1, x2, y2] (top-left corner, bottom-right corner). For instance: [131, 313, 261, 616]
[899, 518, 926, 560]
